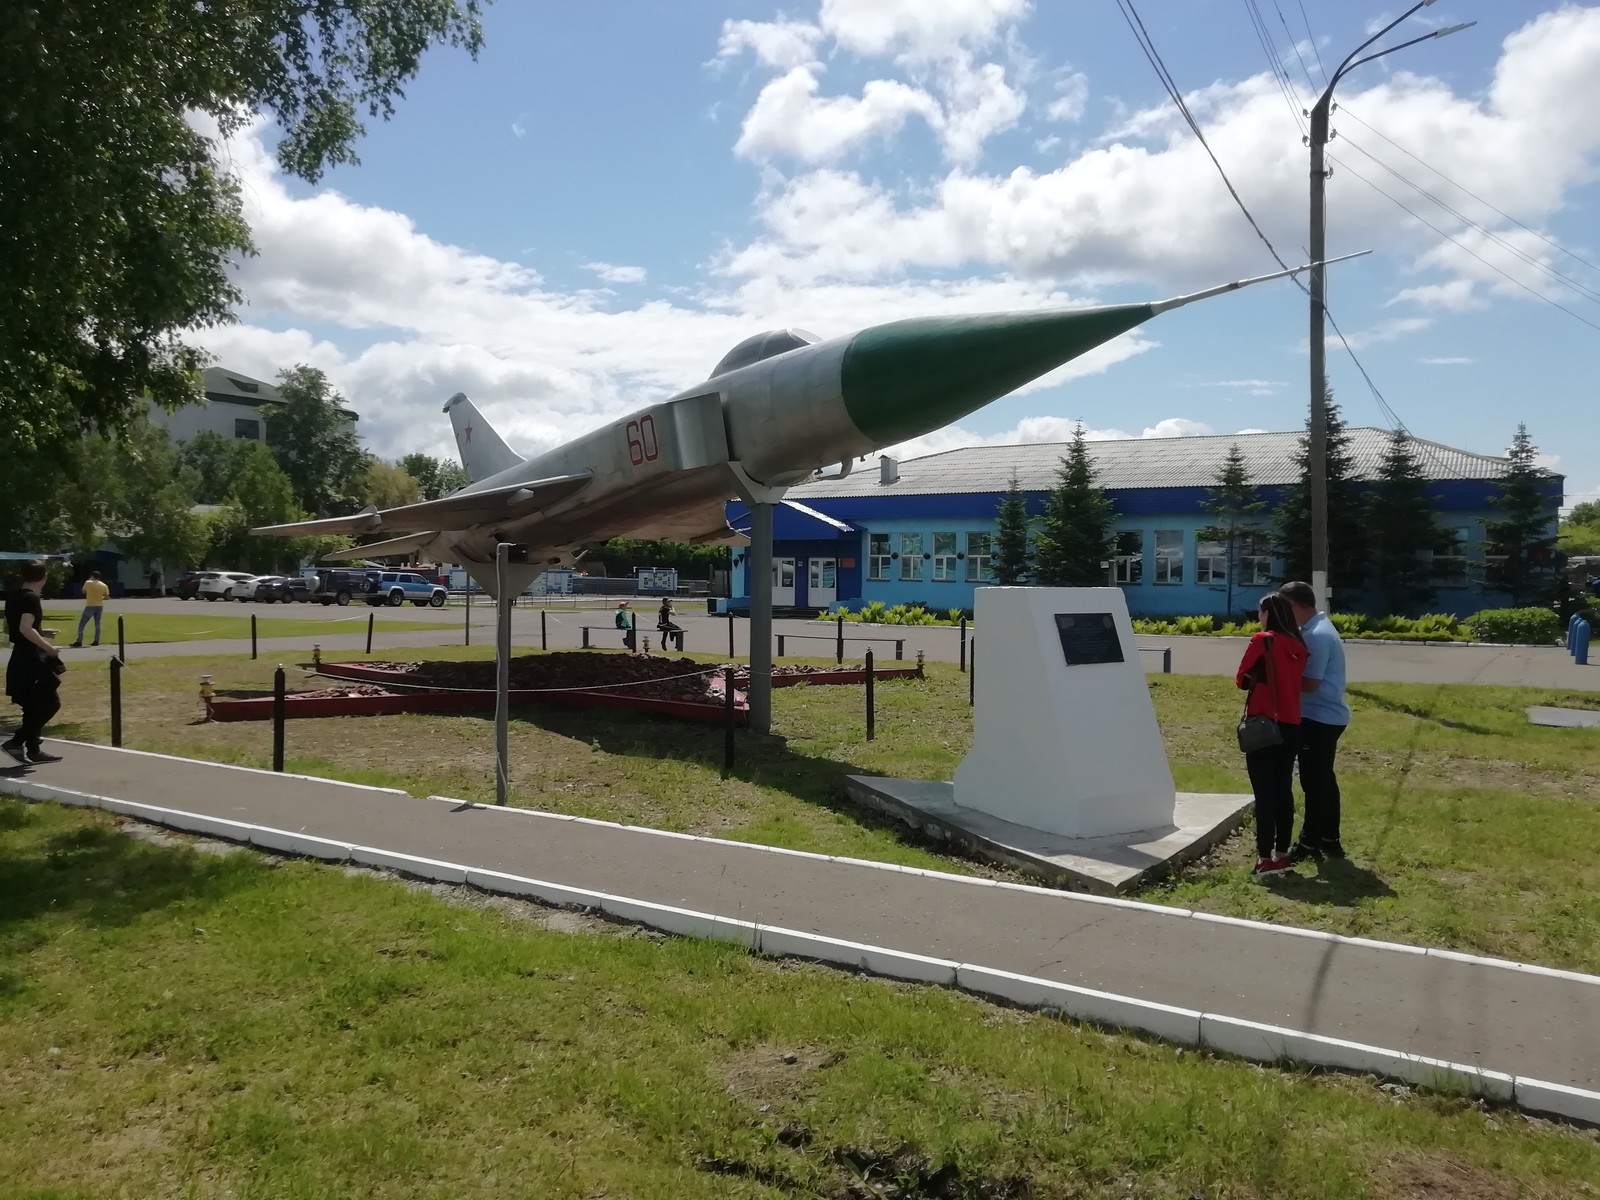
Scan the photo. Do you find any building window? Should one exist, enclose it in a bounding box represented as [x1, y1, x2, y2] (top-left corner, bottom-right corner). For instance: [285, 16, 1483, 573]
[1432, 527, 1471, 587]
[1239, 532, 1274, 586]
[234, 418, 261, 440]
[931, 533, 958, 581]
[966, 532, 993, 582]
[1196, 540, 1227, 586]
[868, 534, 891, 582]
[1154, 530, 1184, 585]
[1112, 531, 1143, 585]
[899, 533, 924, 581]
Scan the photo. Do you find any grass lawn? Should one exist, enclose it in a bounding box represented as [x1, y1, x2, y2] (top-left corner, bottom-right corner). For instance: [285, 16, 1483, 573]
[42, 610, 442, 645]
[4, 799, 1598, 1199]
[33, 647, 1600, 973]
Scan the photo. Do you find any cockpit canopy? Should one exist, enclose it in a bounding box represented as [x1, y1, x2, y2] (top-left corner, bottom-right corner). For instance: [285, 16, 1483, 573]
[710, 328, 821, 378]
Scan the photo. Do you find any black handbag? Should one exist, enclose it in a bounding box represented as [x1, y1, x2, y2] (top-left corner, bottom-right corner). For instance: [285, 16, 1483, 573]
[1236, 634, 1283, 753]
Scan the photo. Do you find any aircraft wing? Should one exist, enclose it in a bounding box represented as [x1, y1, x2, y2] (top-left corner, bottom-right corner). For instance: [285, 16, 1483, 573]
[611, 500, 751, 548]
[319, 533, 441, 562]
[253, 473, 592, 538]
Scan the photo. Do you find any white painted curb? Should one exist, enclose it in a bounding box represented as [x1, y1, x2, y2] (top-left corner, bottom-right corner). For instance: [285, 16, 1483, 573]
[4, 773, 1598, 1126]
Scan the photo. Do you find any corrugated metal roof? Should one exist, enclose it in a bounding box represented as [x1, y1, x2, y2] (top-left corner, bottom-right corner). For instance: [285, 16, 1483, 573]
[793, 428, 1513, 498]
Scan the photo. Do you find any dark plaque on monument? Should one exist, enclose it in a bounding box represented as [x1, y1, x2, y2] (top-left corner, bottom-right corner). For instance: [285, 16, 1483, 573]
[1054, 612, 1124, 666]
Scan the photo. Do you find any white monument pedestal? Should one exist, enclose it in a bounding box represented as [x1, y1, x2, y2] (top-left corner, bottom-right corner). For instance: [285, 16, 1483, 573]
[954, 587, 1174, 839]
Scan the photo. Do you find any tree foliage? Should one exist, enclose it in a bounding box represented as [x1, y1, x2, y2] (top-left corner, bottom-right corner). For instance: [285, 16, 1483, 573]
[1367, 430, 1443, 615]
[360, 461, 424, 510]
[1197, 442, 1265, 616]
[400, 453, 469, 500]
[266, 366, 369, 518]
[1, 0, 485, 467]
[179, 431, 254, 505]
[1484, 424, 1558, 606]
[1033, 426, 1115, 587]
[1275, 395, 1368, 598]
[992, 472, 1032, 586]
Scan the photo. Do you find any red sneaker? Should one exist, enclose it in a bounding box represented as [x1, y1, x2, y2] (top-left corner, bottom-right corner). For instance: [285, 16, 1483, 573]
[1252, 855, 1293, 877]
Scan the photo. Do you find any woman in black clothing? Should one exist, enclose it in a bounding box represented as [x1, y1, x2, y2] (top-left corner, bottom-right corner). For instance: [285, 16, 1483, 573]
[4, 561, 64, 765]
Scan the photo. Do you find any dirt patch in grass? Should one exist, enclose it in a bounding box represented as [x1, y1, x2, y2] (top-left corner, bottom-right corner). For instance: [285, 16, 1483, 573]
[1372, 1150, 1522, 1199]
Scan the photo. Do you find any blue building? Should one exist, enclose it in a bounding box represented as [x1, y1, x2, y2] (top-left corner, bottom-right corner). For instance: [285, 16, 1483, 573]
[727, 428, 1563, 618]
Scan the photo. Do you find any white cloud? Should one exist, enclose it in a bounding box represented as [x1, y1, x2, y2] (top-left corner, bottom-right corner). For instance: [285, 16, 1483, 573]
[585, 262, 648, 285]
[714, 19, 824, 71]
[510, 119, 527, 139]
[883, 412, 1214, 461]
[726, 7, 1600, 301]
[819, 0, 1029, 61]
[1046, 71, 1089, 123]
[1193, 378, 1285, 396]
[1389, 279, 1483, 310]
[936, 53, 1027, 164]
[1420, 356, 1474, 365]
[1321, 316, 1432, 351]
[734, 68, 941, 162]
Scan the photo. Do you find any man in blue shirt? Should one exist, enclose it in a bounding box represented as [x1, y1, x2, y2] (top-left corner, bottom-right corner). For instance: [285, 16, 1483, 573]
[1281, 581, 1350, 861]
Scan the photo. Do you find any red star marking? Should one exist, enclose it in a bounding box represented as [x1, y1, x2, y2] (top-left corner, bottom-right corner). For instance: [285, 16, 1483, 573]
[463, 423, 474, 443]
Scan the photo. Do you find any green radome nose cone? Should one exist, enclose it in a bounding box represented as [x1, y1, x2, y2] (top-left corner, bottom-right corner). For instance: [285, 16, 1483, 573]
[840, 303, 1155, 446]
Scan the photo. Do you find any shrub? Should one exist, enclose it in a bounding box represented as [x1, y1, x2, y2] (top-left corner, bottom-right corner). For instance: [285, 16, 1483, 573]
[1464, 607, 1562, 645]
[1329, 613, 1367, 636]
[1174, 615, 1217, 636]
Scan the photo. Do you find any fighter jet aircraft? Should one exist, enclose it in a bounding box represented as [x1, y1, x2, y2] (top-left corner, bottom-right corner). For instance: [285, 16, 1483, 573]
[255, 257, 1362, 595]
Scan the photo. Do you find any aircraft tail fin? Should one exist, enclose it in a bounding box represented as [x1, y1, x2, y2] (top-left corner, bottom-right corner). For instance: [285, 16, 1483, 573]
[443, 393, 524, 483]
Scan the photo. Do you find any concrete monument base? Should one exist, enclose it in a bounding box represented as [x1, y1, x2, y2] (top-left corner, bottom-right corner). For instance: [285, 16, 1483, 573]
[845, 776, 1252, 895]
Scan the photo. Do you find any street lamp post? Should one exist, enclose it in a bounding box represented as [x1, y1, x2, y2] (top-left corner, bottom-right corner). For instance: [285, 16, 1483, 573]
[1306, 2, 1473, 609]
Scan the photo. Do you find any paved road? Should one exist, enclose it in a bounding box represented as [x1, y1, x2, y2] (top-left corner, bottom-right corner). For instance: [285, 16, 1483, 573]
[47, 599, 1600, 689]
[4, 742, 1596, 1098]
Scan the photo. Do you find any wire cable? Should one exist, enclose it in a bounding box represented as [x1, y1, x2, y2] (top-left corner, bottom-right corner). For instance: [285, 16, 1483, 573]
[1296, 0, 1328, 84]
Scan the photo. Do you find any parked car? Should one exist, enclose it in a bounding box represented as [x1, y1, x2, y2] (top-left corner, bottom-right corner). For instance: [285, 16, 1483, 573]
[197, 571, 256, 601]
[174, 572, 206, 600]
[229, 575, 270, 600]
[309, 568, 378, 607]
[251, 576, 316, 604]
[365, 570, 449, 608]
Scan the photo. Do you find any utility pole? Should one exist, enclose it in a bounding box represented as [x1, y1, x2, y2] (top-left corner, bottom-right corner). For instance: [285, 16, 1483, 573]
[1305, 1, 1472, 609]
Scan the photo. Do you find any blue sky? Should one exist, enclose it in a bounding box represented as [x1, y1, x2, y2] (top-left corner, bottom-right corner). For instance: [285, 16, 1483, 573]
[201, 1, 1600, 510]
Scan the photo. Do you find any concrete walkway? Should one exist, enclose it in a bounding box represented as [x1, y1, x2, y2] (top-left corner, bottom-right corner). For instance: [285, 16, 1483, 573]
[54, 608, 1600, 691]
[4, 742, 1597, 1123]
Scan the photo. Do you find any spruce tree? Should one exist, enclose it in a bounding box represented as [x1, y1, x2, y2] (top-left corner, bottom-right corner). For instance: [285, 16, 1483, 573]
[1034, 425, 1116, 586]
[1275, 394, 1368, 602]
[1367, 429, 1443, 615]
[1483, 424, 1558, 606]
[993, 472, 1032, 585]
[1197, 442, 1266, 616]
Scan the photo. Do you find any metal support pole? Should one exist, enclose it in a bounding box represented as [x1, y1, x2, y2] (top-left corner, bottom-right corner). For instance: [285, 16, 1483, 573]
[465, 583, 471, 646]
[722, 665, 736, 778]
[250, 614, 257, 661]
[109, 657, 123, 748]
[894, 639, 903, 661]
[969, 637, 975, 707]
[748, 502, 775, 734]
[865, 649, 875, 741]
[836, 615, 844, 665]
[117, 615, 125, 663]
[366, 612, 374, 655]
[1308, 95, 1331, 612]
[1163, 647, 1173, 675]
[541, 609, 548, 651]
[959, 617, 967, 672]
[495, 544, 511, 806]
[271, 666, 285, 772]
[727, 612, 735, 659]
[582, 626, 591, 649]
[776, 634, 785, 657]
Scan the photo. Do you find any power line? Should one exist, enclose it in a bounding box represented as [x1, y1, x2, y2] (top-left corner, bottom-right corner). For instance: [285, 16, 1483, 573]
[1337, 136, 1600, 307]
[1328, 150, 1600, 334]
[1296, 0, 1328, 84]
[1272, 0, 1321, 93]
[1114, 0, 1414, 442]
[1338, 106, 1600, 277]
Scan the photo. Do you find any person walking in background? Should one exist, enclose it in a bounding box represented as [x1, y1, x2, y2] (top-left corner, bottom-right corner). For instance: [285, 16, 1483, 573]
[4, 561, 65, 765]
[1280, 580, 1351, 862]
[71, 570, 109, 647]
[1235, 593, 1308, 877]
[656, 597, 684, 651]
[615, 600, 635, 650]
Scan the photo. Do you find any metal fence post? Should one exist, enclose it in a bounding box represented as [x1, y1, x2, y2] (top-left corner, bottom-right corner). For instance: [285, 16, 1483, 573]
[250, 614, 258, 661]
[722, 665, 736, 778]
[541, 609, 548, 651]
[271, 666, 286, 772]
[959, 617, 967, 672]
[464, 585, 471, 647]
[894, 639, 903, 661]
[727, 612, 735, 658]
[582, 626, 591, 649]
[969, 637, 975, 707]
[1163, 646, 1173, 674]
[366, 612, 374, 655]
[117, 615, 125, 663]
[836, 615, 844, 665]
[109, 656, 123, 748]
[865, 648, 876, 741]
[777, 634, 786, 657]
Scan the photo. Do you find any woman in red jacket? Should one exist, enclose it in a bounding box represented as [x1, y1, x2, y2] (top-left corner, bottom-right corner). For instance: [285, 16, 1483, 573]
[1236, 592, 1309, 877]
